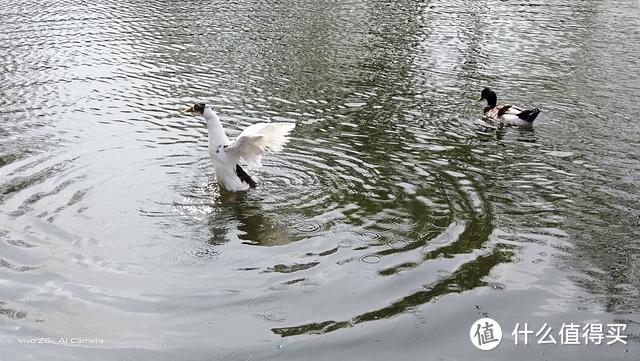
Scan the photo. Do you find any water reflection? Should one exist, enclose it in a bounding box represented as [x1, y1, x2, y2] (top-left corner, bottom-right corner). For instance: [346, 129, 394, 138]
[272, 245, 513, 337]
[207, 190, 292, 247]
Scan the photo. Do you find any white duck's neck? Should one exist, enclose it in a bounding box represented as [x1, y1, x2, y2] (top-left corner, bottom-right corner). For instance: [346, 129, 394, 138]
[203, 106, 229, 146]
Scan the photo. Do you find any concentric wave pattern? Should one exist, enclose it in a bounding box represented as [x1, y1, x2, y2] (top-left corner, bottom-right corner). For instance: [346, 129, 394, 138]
[146, 0, 521, 337]
[180, 90, 512, 336]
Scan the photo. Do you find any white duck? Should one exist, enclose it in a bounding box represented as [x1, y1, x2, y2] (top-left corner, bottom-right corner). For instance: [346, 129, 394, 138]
[184, 103, 295, 191]
[477, 88, 541, 127]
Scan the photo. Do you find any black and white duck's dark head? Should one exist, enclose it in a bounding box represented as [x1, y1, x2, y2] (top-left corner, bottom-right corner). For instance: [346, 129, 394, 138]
[478, 88, 497, 108]
[183, 103, 207, 115]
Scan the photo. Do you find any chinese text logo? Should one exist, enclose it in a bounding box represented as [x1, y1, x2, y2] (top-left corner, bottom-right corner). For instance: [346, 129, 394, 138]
[470, 317, 503, 350]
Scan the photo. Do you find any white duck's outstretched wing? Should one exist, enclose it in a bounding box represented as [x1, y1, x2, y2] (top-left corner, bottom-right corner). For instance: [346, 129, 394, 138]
[225, 122, 295, 169]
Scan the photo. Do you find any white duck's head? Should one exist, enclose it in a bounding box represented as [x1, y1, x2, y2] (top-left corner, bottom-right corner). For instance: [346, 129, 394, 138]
[183, 102, 207, 115]
[182, 102, 229, 145]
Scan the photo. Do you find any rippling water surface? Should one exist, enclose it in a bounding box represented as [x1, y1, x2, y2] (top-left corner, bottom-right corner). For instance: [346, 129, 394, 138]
[1, 0, 639, 360]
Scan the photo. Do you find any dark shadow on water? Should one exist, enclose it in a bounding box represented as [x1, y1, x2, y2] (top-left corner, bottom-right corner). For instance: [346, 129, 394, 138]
[271, 170, 507, 337]
[472, 119, 538, 143]
[271, 244, 514, 337]
[206, 188, 292, 247]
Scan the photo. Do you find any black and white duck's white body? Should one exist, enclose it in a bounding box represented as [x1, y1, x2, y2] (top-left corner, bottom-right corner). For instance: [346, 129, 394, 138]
[184, 103, 295, 191]
[478, 88, 541, 127]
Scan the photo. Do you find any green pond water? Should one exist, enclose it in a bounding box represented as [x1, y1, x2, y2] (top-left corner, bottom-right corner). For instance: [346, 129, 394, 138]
[1, 0, 639, 360]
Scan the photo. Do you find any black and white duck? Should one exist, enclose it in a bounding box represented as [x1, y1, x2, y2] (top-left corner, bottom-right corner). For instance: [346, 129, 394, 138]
[477, 88, 541, 127]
